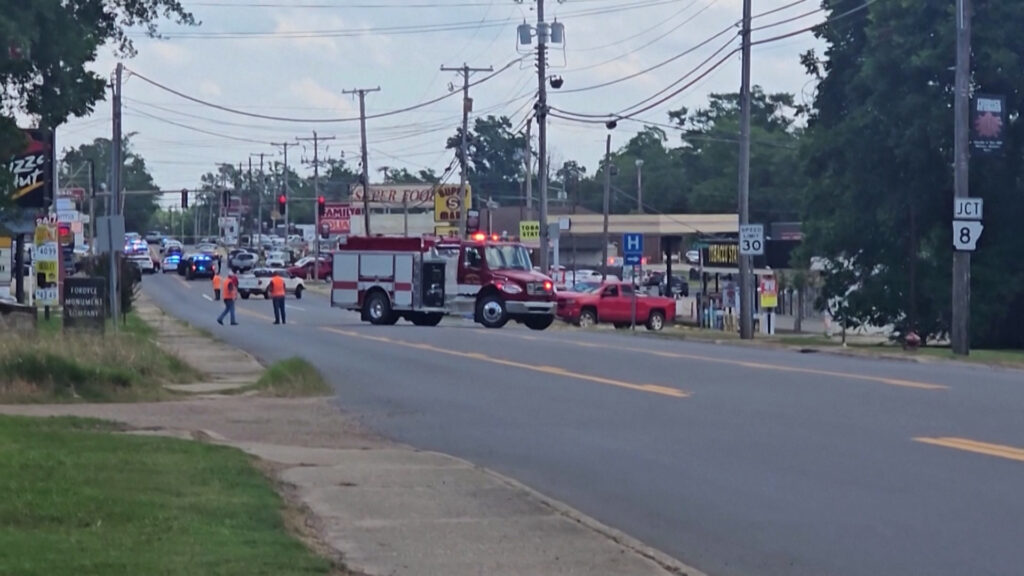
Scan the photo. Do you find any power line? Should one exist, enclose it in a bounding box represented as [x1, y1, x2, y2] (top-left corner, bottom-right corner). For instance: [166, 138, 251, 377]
[123, 58, 520, 123]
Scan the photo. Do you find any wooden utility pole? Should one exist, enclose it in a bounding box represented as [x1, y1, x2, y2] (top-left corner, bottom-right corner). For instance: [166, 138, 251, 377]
[951, 0, 972, 355]
[344, 87, 380, 235]
[524, 118, 533, 218]
[600, 133, 611, 280]
[270, 141, 292, 237]
[441, 63, 492, 238]
[297, 131, 335, 280]
[737, 0, 754, 339]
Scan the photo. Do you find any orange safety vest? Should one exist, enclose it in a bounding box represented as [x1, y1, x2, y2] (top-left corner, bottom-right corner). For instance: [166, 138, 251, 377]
[224, 278, 238, 300]
[212, 275, 222, 290]
[268, 276, 287, 298]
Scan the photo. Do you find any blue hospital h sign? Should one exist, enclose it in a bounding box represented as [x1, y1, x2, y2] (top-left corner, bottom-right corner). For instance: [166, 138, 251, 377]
[623, 233, 643, 255]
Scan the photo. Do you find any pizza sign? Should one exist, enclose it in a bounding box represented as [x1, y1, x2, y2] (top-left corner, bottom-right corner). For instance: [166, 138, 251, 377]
[8, 129, 50, 208]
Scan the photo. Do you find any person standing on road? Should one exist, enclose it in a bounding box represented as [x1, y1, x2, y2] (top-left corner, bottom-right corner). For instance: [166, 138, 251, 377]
[268, 270, 287, 325]
[212, 272, 222, 301]
[217, 273, 239, 326]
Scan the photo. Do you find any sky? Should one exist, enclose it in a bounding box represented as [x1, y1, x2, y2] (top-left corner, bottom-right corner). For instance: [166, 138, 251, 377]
[47, 0, 826, 209]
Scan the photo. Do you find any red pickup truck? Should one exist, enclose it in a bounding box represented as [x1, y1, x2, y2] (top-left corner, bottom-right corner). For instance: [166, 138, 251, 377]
[556, 281, 675, 331]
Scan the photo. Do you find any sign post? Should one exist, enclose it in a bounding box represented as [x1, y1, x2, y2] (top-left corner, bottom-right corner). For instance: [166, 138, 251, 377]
[952, 197, 984, 252]
[623, 233, 643, 330]
[0, 236, 12, 300]
[739, 224, 764, 256]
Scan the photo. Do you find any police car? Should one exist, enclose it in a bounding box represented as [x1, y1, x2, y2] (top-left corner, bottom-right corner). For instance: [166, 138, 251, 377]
[161, 253, 182, 274]
[180, 253, 217, 280]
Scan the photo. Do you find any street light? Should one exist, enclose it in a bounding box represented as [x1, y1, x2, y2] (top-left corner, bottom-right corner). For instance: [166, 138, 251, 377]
[635, 158, 644, 214]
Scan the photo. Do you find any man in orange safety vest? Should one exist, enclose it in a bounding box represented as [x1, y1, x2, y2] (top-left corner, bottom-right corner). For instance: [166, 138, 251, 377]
[268, 270, 287, 325]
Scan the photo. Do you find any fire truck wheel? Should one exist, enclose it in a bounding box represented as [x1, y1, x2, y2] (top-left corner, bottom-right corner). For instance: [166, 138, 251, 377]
[365, 290, 396, 325]
[523, 315, 554, 331]
[476, 294, 508, 329]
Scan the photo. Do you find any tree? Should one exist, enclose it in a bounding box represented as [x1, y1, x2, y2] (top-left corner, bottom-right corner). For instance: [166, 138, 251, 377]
[61, 135, 159, 232]
[378, 166, 437, 184]
[668, 87, 805, 223]
[799, 0, 1024, 347]
[447, 115, 525, 203]
[1, 0, 194, 209]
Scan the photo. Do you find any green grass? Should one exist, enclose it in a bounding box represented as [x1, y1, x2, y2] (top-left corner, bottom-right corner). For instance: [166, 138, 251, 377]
[249, 357, 333, 397]
[0, 312, 199, 403]
[0, 415, 334, 576]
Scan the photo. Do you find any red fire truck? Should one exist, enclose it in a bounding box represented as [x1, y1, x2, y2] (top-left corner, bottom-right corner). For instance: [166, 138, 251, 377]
[330, 233, 557, 329]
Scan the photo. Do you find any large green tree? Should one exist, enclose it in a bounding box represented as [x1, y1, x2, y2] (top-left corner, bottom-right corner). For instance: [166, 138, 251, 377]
[1, 0, 194, 206]
[447, 115, 525, 205]
[669, 87, 805, 223]
[799, 0, 1024, 347]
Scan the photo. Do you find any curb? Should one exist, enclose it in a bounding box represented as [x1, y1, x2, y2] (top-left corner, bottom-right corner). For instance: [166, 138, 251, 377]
[417, 449, 708, 576]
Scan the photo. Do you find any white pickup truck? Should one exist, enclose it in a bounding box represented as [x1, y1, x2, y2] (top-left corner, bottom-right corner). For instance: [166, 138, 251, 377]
[237, 267, 305, 299]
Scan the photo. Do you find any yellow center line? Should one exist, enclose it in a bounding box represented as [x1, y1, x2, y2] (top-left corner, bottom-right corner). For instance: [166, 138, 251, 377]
[914, 437, 1024, 463]
[320, 327, 689, 399]
[484, 331, 946, 391]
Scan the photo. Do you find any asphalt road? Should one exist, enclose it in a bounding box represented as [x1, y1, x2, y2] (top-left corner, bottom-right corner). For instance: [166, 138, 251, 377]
[143, 272, 1024, 576]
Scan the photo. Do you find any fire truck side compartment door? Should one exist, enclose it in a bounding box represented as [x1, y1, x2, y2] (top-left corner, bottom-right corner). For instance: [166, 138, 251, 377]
[332, 253, 359, 307]
[360, 254, 394, 279]
[395, 254, 413, 307]
[421, 260, 446, 308]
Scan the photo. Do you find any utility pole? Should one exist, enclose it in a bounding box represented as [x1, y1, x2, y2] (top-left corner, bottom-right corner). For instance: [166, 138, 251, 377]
[601, 133, 611, 280]
[737, 0, 754, 340]
[250, 152, 266, 245]
[951, 0, 972, 355]
[344, 87, 380, 235]
[87, 159, 96, 244]
[441, 63, 493, 238]
[535, 0, 550, 274]
[298, 131, 335, 281]
[524, 118, 533, 218]
[109, 62, 123, 332]
[270, 141, 292, 237]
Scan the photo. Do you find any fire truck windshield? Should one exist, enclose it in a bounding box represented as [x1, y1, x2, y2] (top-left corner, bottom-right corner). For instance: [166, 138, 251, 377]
[485, 244, 532, 271]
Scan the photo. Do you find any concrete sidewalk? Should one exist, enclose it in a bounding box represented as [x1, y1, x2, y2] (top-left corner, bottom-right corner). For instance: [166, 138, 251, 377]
[0, 296, 701, 576]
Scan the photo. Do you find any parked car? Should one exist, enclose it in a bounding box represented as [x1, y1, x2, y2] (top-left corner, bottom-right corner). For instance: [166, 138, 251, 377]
[229, 250, 258, 273]
[237, 267, 305, 299]
[556, 281, 676, 331]
[128, 253, 156, 274]
[287, 255, 332, 280]
[265, 250, 288, 268]
[645, 272, 690, 298]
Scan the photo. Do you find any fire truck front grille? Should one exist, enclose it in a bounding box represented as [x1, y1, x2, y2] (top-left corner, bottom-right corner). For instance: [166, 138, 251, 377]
[526, 283, 550, 296]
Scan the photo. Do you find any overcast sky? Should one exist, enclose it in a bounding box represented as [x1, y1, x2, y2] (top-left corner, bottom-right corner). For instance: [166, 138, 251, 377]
[48, 0, 825, 207]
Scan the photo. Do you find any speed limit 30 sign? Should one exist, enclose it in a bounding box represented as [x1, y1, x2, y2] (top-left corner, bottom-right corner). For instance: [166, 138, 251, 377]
[739, 224, 765, 256]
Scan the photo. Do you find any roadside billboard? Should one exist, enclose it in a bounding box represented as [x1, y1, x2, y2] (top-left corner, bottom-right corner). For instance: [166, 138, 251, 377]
[8, 128, 51, 209]
[321, 203, 362, 235]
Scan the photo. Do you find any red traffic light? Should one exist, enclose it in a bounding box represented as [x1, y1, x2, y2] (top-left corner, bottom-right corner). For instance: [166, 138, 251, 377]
[277, 194, 287, 205]
[317, 195, 325, 205]
[317, 195, 326, 216]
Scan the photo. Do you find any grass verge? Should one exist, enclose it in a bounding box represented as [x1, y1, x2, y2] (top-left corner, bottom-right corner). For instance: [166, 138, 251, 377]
[0, 415, 336, 576]
[248, 357, 333, 397]
[0, 312, 199, 403]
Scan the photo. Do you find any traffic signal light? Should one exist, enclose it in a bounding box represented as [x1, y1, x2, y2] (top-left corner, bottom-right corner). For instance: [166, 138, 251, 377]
[277, 194, 287, 212]
[317, 195, 326, 217]
[180, 188, 188, 208]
